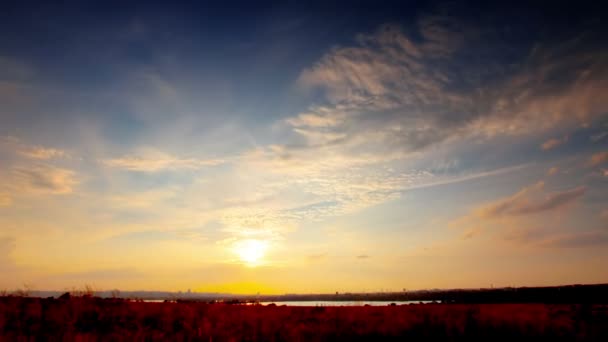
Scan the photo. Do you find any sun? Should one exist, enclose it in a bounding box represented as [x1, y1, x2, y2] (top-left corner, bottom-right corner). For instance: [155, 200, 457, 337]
[234, 239, 268, 266]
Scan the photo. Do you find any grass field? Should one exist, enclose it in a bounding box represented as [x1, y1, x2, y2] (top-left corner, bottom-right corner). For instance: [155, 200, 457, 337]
[1, 296, 607, 341]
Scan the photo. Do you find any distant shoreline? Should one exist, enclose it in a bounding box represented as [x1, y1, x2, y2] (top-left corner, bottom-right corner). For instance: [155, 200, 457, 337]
[17, 283, 608, 304]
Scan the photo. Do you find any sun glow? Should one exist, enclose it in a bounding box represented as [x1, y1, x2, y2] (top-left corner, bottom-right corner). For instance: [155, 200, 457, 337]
[234, 239, 269, 266]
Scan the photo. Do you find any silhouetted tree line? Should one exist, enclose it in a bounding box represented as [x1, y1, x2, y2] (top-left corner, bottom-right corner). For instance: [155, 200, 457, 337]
[258, 284, 608, 304]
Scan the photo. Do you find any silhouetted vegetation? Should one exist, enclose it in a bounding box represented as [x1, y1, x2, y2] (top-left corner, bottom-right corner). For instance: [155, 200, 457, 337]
[1, 295, 607, 341]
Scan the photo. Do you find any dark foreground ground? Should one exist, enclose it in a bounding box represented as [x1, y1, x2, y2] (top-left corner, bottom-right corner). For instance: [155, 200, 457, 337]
[1, 297, 607, 341]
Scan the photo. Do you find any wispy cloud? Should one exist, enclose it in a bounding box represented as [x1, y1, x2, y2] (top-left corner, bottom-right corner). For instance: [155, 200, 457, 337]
[540, 136, 568, 151]
[502, 224, 608, 249]
[293, 23, 465, 153]
[538, 230, 608, 248]
[286, 20, 608, 162]
[454, 181, 587, 239]
[102, 153, 224, 172]
[286, 109, 346, 128]
[228, 140, 529, 244]
[475, 182, 586, 219]
[0, 136, 68, 160]
[19, 147, 67, 160]
[9, 165, 78, 195]
[589, 151, 608, 166]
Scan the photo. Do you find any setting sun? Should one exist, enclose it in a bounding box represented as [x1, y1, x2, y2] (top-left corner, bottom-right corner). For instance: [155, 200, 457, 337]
[233, 239, 268, 267]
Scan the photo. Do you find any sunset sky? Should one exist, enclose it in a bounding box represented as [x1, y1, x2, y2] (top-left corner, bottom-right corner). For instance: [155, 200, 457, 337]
[0, 1, 607, 294]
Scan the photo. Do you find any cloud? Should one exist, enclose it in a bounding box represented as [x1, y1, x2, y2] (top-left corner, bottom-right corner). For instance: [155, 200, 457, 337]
[502, 225, 608, 249]
[538, 230, 608, 248]
[540, 136, 568, 151]
[218, 206, 299, 240]
[475, 182, 586, 219]
[461, 228, 478, 240]
[235, 146, 414, 226]
[233, 140, 529, 243]
[9, 165, 78, 195]
[285, 20, 608, 162]
[0, 136, 76, 205]
[547, 167, 559, 176]
[293, 24, 466, 153]
[590, 131, 608, 142]
[286, 110, 346, 128]
[356, 254, 370, 259]
[102, 154, 224, 172]
[19, 147, 67, 160]
[589, 151, 608, 166]
[0, 136, 68, 160]
[453, 181, 588, 238]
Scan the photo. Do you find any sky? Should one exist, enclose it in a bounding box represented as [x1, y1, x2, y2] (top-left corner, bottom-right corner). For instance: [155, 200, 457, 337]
[0, 1, 607, 294]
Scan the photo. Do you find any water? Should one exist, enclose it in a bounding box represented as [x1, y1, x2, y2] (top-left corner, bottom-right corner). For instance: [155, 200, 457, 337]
[260, 300, 434, 306]
[139, 299, 436, 305]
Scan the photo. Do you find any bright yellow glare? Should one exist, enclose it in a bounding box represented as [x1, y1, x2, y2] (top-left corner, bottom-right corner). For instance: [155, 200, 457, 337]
[234, 239, 268, 266]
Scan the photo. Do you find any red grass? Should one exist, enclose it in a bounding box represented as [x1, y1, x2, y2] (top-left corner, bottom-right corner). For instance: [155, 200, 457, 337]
[0, 297, 606, 341]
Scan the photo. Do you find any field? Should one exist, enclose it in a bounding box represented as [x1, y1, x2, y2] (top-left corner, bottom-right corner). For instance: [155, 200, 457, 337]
[1, 296, 607, 341]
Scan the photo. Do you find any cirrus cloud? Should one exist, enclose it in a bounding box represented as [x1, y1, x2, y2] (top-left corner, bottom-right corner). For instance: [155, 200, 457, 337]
[1, 136, 68, 160]
[10, 165, 78, 195]
[102, 153, 224, 172]
[454, 181, 587, 239]
[540, 135, 569, 151]
[475, 182, 586, 219]
[285, 21, 608, 161]
[538, 230, 608, 248]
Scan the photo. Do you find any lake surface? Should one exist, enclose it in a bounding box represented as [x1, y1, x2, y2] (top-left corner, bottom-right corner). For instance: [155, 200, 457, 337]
[139, 299, 436, 305]
[260, 300, 434, 306]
